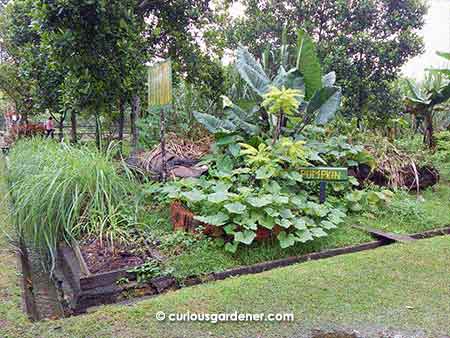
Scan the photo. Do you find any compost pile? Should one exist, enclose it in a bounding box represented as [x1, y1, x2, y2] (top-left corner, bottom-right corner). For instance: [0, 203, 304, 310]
[351, 140, 439, 191]
[127, 133, 212, 179]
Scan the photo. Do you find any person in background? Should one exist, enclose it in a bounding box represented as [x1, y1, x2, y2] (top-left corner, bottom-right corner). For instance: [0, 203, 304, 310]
[44, 116, 55, 139]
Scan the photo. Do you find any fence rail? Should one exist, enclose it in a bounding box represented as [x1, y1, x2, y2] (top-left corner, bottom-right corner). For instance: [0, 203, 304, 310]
[55, 124, 132, 140]
[0, 122, 134, 141]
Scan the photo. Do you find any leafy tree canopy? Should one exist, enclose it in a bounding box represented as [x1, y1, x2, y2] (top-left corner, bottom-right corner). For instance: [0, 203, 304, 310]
[0, 0, 225, 120]
[218, 0, 427, 122]
[139, 0, 225, 97]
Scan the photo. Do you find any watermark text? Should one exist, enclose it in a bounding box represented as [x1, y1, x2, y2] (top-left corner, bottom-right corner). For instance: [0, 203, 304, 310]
[155, 311, 294, 324]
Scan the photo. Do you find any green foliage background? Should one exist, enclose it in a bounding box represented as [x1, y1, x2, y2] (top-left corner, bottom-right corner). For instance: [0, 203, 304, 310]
[214, 0, 427, 123]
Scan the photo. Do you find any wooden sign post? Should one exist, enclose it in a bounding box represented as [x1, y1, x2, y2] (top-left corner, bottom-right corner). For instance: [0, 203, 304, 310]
[299, 167, 349, 203]
[148, 60, 173, 181]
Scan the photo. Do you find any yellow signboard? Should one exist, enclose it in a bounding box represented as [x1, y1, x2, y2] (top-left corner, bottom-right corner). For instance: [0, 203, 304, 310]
[148, 60, 172, 107]
[299, 167, 348, 182]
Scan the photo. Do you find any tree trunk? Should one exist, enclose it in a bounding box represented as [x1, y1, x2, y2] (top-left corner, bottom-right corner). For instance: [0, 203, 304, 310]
[70, 111, 78, 144]
[424, 110, 434, 148]
[118, 99, 125, 153]
[131, 95, 140, 151]
[95, 114, 102, 150]
[58, 119, 64, 142]
[357, 88, 368, 130]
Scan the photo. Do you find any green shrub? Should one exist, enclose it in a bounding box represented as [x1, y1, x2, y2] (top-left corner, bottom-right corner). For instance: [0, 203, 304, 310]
[435, 131, 450, 153]
[374, 191, 427, 225]
[157, 135, 391, 253]
[6, 138, 137, 267]
[431, 131, 450, 170]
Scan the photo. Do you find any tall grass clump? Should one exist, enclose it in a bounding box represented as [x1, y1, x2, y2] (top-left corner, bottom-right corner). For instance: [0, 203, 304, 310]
[6, 138, 137, 267]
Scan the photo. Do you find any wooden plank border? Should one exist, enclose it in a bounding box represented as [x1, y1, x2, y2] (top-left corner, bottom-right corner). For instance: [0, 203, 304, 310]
[59, 225, 450, 315]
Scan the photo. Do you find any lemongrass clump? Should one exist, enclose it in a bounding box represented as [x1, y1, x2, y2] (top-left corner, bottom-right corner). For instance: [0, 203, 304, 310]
[6, 138, 137, 267]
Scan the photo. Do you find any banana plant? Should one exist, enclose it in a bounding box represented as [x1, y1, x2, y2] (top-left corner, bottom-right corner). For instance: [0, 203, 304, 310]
[236, 29, 342, 129]
[405, 51, 450, 148]
[194, 29, 342, 140]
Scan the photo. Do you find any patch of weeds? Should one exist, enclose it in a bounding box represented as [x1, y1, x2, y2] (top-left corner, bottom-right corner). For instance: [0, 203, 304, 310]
[394, 135, 428, 158]
[137, 204, 172, 237]
[377, 191, 427, 225]
[432, 131, 450, 174]
[355, 185, 450, 234]
[158, 231, 207, 256]
[166, 244, 236, 281]
[116, 277, 130, 286]
[128, 260, 162, 284]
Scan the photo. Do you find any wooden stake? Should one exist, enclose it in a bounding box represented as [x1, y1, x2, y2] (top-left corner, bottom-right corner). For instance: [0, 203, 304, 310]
[160, 107, 167, 181]
[319, 181, 327, 204]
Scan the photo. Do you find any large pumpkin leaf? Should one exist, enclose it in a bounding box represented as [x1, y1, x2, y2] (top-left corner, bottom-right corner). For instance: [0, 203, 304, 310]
[234, 230, 257, 245]
[207, 191, 230, 203]
[194, 212, 229, 226]
[310, 227, 328, 238]
[293, 218, 307, 230]
[225, 241, 238, 253]
[296, 229, 314, 243]
[259, 214, 276, 229]
[296, 30, 322, 100]
[247, 195, 273, 208]
[277, 231, 296, 248]
[236, 47, 271, 96]
[181, 190, 205, 202]
[224, 202, 247, 214]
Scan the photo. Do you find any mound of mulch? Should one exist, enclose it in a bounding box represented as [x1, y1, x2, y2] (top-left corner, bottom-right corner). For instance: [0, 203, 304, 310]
[351, 164, 439, 191]
[127, 133, 212, 179]
[350, 139, 440, 191]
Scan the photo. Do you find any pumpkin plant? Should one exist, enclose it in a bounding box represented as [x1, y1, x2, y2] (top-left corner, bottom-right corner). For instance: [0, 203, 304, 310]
[158, 136, 390, 253]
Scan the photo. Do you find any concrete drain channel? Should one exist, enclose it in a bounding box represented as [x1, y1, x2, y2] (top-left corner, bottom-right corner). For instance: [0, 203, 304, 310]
[18, 225, 450, 322]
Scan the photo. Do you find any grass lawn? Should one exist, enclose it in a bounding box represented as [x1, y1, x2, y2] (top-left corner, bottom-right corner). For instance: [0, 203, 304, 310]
[1, 224, 450, 337]
[348, 182, 450, 235]
[1, 150, 449, 337]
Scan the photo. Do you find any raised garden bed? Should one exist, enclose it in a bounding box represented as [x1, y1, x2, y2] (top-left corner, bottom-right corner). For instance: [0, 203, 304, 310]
[51, 242, 176, 315]
[79, 238, 163, 274]
[24, 225, 450, 318]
